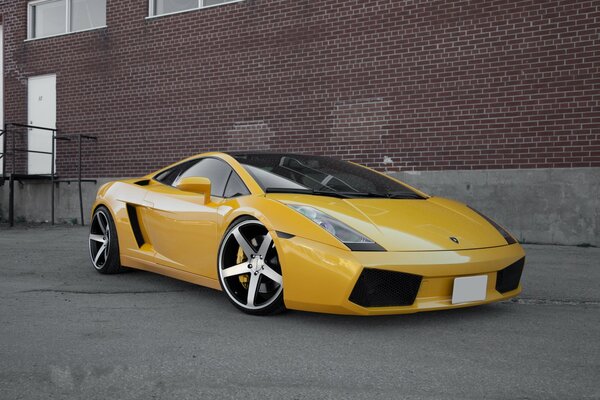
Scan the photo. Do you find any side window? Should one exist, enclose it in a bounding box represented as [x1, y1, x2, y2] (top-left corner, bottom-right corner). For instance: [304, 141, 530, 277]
[154, 160, 197, 186]
[175, 158, 232, 197]
[224, 172, 250, 198]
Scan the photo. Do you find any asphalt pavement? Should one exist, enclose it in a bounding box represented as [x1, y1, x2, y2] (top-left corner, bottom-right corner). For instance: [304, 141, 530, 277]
[0, 225, 598, 400]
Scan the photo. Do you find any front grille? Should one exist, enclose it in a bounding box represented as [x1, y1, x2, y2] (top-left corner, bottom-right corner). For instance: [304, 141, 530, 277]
[495, 257, 525, 293]
[349, 268, 422, 307]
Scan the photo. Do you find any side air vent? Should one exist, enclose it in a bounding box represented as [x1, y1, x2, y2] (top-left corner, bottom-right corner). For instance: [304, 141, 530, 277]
[134, 179, 150, 186]
[349, 268, 422, 307]
[126, 204, 145, 247]
[495, 258, 525, 293]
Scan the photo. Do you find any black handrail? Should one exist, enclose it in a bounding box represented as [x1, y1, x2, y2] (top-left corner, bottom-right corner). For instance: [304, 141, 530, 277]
[2, 123, 97, 227]
[0, 128, 6, 183]
[7, 122, 58, 131]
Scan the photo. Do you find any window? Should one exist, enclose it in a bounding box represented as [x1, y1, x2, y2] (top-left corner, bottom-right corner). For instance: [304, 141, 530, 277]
[155, 0, 197, 15]
[71, 0, 107, 32]
[174, 158, 233, 197]
[30, 0, 66, 38]
[241, 164, 306, 191]
[223, 172, 250, 198]
[150, 0, 242, 17]
[233, 153, 422, 199]
[28, 0, 106, 39]
[154, 159, 198, 186]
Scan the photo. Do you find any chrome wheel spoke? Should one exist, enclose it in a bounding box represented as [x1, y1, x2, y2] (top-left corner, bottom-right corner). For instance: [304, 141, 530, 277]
[257, 234, 272, 259]
[94, 243, 107, 264]
[232, 227, 255, 258]
[89, 234, 105, 243]
[98, 215, 107, 235]
[261, 264, 282, 285]
[246, 274, 259, 306]
[222, 262, 250, 278]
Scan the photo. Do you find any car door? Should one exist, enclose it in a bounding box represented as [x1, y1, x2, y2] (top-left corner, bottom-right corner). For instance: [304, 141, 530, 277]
[142, 158, 233, 277]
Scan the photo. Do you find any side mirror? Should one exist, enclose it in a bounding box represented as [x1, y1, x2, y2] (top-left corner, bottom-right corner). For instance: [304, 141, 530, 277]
[176, 177, 211, 203]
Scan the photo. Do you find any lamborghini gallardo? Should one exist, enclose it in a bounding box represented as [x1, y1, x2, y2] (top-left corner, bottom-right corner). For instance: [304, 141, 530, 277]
[89, 152, 525, 315]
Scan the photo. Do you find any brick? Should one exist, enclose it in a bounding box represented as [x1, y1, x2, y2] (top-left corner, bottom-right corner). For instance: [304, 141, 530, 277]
[0, 0, 598, 177]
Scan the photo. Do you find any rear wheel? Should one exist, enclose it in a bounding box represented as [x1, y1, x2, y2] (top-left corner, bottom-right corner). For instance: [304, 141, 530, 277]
[218, 218, 285, 315]
[89, 206, 125, 274]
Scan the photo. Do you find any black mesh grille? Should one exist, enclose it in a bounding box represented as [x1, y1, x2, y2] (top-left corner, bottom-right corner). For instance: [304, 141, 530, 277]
[496, 257, 525, 293]
[349, 268, 422, 307]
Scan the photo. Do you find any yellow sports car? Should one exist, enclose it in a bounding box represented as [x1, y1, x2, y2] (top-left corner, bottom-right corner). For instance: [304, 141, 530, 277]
[89, 152, 525, 315]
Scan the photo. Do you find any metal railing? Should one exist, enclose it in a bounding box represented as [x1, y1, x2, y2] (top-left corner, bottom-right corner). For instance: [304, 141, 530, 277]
[54, 133, 98, 226]
[1, 123, 97, 227]
[0, 127, 5, 182]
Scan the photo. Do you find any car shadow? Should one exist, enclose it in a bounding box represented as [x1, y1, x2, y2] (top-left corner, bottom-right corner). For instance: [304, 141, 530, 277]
[283, 303, 512, 329]
[119, 268, 514, 329]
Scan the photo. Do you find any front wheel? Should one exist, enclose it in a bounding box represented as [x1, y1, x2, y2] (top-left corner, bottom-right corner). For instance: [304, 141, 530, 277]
[218, 218, 285, 315]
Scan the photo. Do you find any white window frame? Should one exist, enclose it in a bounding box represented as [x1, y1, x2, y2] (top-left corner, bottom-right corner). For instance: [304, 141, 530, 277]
[27, 0, 107, 40]
[148, 0, 245, 19]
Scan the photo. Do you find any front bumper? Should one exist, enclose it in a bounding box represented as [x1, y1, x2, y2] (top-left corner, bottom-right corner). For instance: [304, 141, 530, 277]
[276, 236, 525, 315]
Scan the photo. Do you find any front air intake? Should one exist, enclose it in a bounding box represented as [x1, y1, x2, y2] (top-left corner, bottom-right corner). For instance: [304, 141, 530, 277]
[495, 258, 525, 293]
[349, 269, 422, 307]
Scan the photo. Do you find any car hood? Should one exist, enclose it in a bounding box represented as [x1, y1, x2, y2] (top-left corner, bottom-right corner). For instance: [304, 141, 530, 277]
[267, 194, 509, 251]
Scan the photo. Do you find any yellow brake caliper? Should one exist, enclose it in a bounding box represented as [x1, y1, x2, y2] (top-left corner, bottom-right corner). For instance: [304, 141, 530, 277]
[236, 246, 249, 289]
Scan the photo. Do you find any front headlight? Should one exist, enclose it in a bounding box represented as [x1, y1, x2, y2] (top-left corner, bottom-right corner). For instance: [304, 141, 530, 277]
[288, 204, 385, 251]
[468, 206, 517, 245]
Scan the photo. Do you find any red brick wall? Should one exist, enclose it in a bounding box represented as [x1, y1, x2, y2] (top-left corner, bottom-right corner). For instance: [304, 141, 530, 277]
[1, 0, 599, 177]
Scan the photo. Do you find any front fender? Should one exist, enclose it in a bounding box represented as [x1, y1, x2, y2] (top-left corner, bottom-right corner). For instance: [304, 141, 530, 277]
[218, 195, 348, 252]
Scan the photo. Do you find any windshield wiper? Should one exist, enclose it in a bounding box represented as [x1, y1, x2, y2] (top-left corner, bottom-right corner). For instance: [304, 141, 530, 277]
[265, 188, 424, 199]
[348, 191, 425, 199]
[265, 187, 352, 198]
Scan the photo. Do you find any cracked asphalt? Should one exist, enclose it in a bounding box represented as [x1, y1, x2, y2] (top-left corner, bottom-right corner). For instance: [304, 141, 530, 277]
[0, 225, 599, 400]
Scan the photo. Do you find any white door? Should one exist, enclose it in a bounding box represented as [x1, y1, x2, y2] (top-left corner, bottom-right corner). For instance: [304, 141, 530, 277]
[28, 74, 56, 175]
[0, 25, 4, 175]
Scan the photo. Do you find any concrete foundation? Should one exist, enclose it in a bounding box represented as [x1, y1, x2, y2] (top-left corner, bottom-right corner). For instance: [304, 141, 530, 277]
[0, 178, 114, 225]
[1, 167, 598, 246]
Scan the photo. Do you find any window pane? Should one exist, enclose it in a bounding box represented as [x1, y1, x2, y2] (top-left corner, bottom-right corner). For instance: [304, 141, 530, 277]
[33, 0, 66, 38]
[204, 0, 232, 6]
[71, 0, 106, 31]
[154, 159, 198, 186]
[154, 0, 198, 15]
[175, 158, 232, 197]
[241, 164, 306, 191]
[234, 154, 420, 197]
[224, 172, 249, 198]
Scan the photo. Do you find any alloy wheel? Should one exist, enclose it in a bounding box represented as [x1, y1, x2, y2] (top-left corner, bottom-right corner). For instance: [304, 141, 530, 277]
[218, 219, 283, 311]
[89, 210, 111, 270]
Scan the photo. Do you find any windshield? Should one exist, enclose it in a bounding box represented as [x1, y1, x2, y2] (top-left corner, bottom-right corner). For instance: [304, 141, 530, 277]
[232, 153, 423, 199]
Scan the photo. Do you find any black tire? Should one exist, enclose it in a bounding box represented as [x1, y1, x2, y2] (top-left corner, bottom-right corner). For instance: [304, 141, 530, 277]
[217, 216, 286, 316]
[89, 206, 125, 274]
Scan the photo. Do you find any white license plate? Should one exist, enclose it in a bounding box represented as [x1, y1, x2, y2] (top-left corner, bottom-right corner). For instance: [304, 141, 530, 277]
[452, 275, 488, 304]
